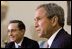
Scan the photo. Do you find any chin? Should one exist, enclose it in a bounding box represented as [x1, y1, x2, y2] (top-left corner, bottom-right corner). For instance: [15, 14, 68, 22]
[9, 38, 15, 42]
[38, 33, 44, 38]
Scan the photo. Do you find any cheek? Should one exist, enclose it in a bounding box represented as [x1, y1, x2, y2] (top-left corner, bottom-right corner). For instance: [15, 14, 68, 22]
[16, 32, 23, 39]
[39, 19, 52, 34]
[12, 32, 19, 40]
[16, 33, 20, 38]
[39, 20, 44, 28]
[39, 20, 48, 30]
[14, 32, 18, 36]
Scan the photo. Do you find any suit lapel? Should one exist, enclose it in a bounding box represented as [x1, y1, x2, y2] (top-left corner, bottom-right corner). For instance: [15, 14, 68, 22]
[50, 29, 65, 48]
[10, 42, 15, 48]
[12, 44, 15, 48]
[21, 37, 25, 48]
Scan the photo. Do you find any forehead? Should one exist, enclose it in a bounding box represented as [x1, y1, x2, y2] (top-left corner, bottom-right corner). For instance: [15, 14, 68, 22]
[35, 7, 46, 18]
[8, 23, 18, 29]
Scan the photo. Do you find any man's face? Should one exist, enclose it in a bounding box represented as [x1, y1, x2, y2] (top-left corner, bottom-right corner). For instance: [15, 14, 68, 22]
[8, 23, 24, 43]
[1, 6, 8, 21]
[34, 7, 53, 38]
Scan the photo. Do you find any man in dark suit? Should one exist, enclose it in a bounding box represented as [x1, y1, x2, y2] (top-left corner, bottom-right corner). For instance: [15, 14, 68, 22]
[34, 3, 71, 48]
[5, 20, 39, 48]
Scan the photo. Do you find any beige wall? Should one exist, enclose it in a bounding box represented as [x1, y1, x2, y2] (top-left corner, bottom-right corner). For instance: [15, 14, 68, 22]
[1, 1, 71, 47]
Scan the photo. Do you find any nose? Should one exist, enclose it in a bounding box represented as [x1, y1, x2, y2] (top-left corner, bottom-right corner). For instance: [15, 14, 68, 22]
[8, 31, 12, 36]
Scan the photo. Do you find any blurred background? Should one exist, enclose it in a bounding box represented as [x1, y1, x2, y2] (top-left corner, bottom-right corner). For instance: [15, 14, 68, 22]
[1, 1, 71, 48]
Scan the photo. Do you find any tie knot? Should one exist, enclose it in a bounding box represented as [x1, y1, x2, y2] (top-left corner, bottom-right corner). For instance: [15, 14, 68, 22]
[18, 45, 21, 48]
[43, 42, 49, 48]
[46, 43, 49, 48]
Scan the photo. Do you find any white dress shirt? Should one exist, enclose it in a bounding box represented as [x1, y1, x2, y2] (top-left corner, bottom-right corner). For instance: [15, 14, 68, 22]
[47, 27, 62, 48]
[15, 38, 23, 48]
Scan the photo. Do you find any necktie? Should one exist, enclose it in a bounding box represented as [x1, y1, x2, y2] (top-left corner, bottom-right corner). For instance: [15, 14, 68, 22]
[46, 43, 49, 48]
[43, 42, 49, 48]
[18, 45, 21, 48]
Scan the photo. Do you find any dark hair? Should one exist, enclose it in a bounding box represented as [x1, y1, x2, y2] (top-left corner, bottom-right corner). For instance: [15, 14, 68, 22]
[9, 20, 26, 30]
[36, 3, 65, 27]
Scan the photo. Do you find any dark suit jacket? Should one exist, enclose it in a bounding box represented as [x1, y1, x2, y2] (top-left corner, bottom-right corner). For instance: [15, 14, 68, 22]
[39, 29, 71, 48]
[50, 28, 71, 48]
[5, 37, 39, 48]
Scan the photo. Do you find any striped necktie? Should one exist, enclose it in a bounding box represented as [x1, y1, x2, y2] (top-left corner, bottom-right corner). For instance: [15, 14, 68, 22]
[18, 45, 21, 48]
[43, 42, 49, 48]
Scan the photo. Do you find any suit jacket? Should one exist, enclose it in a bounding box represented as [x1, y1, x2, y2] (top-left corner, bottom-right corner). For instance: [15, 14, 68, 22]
[39, 29, 71, 48]
[5, 37, 39, 48]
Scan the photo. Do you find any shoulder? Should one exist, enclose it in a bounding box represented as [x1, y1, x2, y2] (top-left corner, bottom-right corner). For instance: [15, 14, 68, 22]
[24, 37, 38, 43]
[55, 28, 71, 41]
[5, 42, 14, 48]
[62, 30, 71, 48]
[53, 29, 71, 48]
[59, 29, 71, 41]
[23, 37, 39, 48]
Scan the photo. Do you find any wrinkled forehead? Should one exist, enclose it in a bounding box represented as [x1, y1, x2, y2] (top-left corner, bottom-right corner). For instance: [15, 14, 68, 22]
[34, 7, 46, 18]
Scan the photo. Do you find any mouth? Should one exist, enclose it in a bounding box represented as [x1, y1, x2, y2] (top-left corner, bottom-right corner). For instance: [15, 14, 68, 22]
[37, 29, 40, 32]
[35, 28, 41, 33]
[9, 36, 15, 42]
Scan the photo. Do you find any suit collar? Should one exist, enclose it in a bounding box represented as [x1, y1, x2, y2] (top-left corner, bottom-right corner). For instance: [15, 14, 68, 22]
[11, 37, 25, 48]
[47, 27, 62, 48]
[50, 28, 66, 48]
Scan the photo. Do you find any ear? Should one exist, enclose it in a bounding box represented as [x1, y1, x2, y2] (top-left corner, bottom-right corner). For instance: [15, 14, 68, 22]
[51, 16, 58, 27]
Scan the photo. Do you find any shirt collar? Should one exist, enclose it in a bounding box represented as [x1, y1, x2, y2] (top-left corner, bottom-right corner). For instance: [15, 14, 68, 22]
[15, 38, 23, 48]
[47, 27, 62, 48]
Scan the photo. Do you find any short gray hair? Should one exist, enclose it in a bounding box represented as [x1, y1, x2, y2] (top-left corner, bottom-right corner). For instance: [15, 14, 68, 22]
[36, 3, 65, 27]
